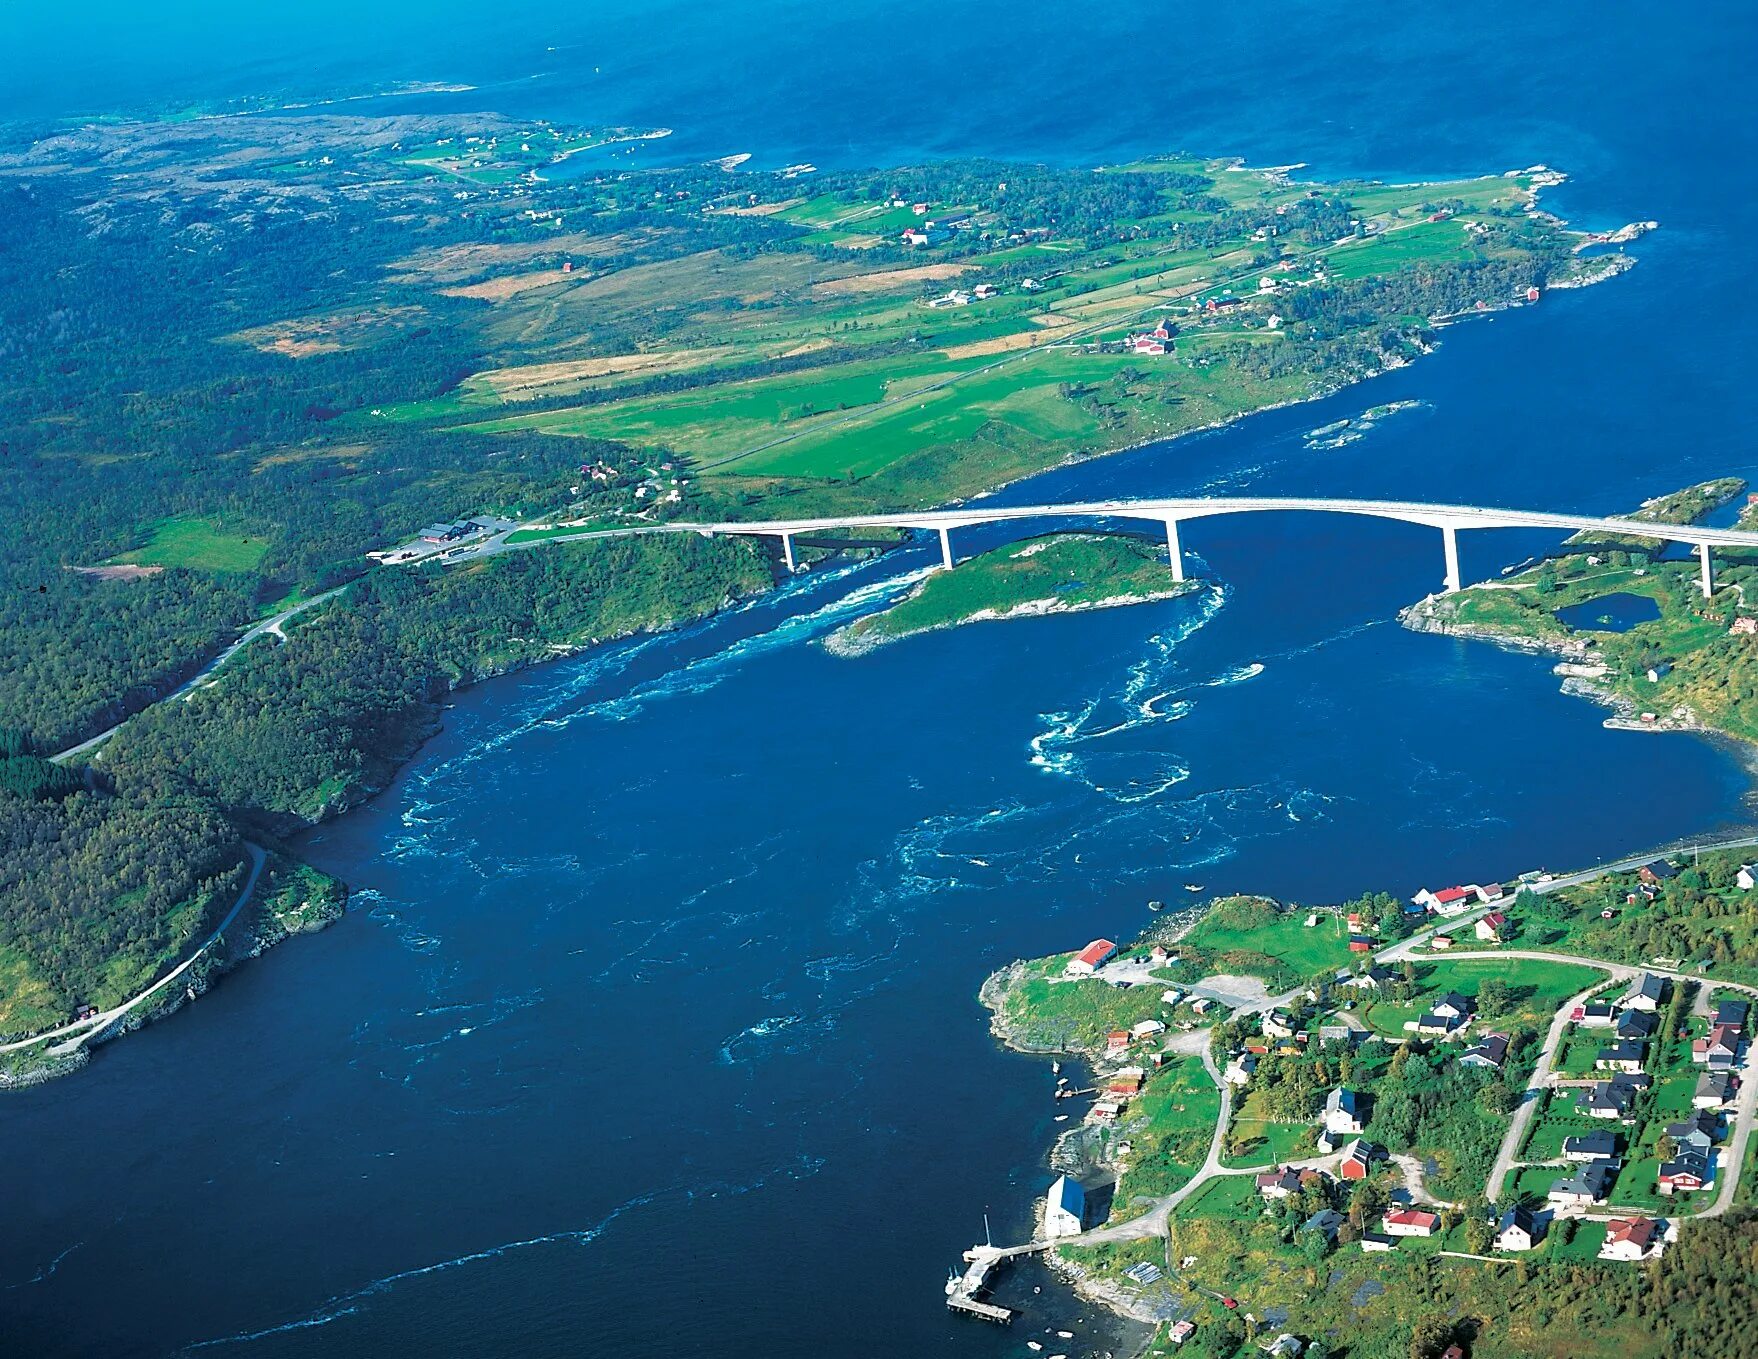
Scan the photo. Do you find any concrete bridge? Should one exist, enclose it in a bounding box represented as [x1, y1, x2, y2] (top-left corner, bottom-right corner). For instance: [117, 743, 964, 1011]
[677, 496, 1758, 595]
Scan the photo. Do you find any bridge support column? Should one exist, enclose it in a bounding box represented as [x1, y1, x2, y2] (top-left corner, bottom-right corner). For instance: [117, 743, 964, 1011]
[1164, 519, 1185, 582]
[781, 532, 797, 573]
[939, 526, 955, 571]
[1442, 523, 1462, 594]
[1700, 543, 1714, 599]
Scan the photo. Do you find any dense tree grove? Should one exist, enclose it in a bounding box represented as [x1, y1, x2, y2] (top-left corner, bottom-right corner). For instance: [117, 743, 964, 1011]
[103, 534, 772, 828]
[0, 789, 244, 1030]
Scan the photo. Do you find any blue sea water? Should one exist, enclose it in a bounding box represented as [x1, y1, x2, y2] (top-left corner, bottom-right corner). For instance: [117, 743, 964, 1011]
[3, 5, 1758, 1356]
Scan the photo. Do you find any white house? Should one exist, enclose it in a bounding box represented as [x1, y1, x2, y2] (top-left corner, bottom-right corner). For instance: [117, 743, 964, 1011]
[1043, 1174, 1085, 1238]
[1495, 1205, 1542, 1252]
[1737, 864, 1758, 891]
[1324, 1087, 1367, 1136]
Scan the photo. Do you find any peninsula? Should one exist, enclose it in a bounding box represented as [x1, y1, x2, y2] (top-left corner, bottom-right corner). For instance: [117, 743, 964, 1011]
[974, 844, 1758, 1358]
[1402, 478, 1758, 745]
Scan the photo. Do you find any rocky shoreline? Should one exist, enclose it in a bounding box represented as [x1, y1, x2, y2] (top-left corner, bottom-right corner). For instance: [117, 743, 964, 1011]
[1398, 595, 1706, 736]
[827, 581, 1200, 658]
[0, 856, 348, 1090]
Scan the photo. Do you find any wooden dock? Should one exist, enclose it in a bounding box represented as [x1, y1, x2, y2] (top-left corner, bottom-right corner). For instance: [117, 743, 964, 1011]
[944, 1242, 1050, 1324]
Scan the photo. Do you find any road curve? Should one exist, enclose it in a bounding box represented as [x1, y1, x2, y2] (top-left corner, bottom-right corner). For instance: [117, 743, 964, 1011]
[0, 844, 268, 1057]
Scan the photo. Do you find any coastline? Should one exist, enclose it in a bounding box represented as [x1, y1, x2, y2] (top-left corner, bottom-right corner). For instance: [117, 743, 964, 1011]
[14, 155, 1646, 1086]
[1398, 593, 1750, 747]
[4, 579, 767, 1086]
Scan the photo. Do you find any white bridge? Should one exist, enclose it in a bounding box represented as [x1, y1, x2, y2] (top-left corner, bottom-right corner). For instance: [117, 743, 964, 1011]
[676, 496, 1758, 596]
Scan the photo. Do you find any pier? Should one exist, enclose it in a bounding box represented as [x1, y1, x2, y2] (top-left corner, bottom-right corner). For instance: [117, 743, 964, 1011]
[944, 1242, 1049, 1323]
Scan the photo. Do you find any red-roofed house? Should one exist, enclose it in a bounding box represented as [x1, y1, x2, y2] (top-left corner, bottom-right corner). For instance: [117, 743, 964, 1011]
[1475, 911, 1508, 942]
[1067, 939, 1118, 976]
[1382, 1209, 1440, 1237]
[1106, 1029, 1131, 1053]
[1600, 1216, 1664, 1262]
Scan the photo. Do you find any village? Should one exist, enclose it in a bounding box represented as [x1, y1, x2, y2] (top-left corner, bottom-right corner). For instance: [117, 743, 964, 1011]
[968, 843, 1758, 1356]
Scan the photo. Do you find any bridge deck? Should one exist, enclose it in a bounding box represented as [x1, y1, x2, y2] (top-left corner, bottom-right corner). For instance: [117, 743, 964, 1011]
[674, 496, 1758, 550]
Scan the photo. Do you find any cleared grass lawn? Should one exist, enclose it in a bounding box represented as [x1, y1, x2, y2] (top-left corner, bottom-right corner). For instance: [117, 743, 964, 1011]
[1414, 956, 1604, 1019]
[1175, 1174, 1262, 1221]
[1551, 1220, 1610, 1261]
[115, 515, 268, 573]
[1181, 905, 1358, 980]
[1325, 219, 1478, 282]
[1113, 1056, 1223, 1210]
[1222, 1118, 1315, 1169]
[502, 520, 622, 545]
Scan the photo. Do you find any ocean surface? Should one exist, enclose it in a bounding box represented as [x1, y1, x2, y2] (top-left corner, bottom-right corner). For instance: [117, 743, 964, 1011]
[4, 5, 1758, 1356]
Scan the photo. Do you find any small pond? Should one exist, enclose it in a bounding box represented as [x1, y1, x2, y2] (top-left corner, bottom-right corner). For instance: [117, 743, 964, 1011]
[1555, 591, 1662, 633]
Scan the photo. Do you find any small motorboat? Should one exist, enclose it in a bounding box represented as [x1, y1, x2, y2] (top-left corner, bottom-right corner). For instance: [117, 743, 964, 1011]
[1184, 883, 1204, 893]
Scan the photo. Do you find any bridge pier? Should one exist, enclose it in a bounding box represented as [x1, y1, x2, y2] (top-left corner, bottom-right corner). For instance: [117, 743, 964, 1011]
[1164, 519, 1185, 582]
[1442, 523, 1462, 594]
[939, 526, 955, 571]
[781, 532, 797, 573]
[1700, 543, 1714, 599]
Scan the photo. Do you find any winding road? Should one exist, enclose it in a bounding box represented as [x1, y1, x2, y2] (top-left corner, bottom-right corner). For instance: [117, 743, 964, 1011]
[0, 844, 267, 1059]
[51, 592, 345, 765]
[1010, 831, 1758, 1267]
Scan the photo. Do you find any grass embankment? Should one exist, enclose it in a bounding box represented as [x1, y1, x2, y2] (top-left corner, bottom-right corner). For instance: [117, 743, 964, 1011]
[1404, 478, 1758, 744]
[1167, 895, 1353, 993]
[827, 532, 1193, 654]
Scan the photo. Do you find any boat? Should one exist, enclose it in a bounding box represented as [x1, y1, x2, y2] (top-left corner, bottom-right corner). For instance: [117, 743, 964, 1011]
[1184, 883, 1204, 892]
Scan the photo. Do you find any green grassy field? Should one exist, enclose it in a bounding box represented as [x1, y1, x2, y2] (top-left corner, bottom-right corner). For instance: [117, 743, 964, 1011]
[114, 516, 269, 573]
[1174, 897, 1358, 988]
[1112, 1055, 1224, 1212]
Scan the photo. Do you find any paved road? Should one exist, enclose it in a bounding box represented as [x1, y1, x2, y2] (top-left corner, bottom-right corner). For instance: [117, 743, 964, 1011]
[0, 844, 267, 1057]
[51, 592, 345, 765]
[1485, 973, 1614, 1202]
[1011, 837, 1758, 1257]
[1429, 947, 1758, 1215]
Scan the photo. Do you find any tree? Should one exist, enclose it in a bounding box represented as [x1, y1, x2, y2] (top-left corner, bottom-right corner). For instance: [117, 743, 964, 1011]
[1477, 977, 1513, 1016]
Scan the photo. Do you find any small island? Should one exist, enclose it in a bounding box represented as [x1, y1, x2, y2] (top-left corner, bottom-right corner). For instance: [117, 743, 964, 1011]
[971, 849, 1758, 1357]
[1402, 478, 1758, 745]
[826, 532, 1198, 655]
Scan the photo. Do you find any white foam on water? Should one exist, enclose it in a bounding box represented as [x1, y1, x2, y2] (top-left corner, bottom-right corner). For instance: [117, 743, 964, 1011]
[176, 1188, 670, 1352]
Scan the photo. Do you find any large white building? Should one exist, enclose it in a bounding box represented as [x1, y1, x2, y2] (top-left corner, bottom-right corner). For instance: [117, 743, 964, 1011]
[1043, 1174, 1085, 1238]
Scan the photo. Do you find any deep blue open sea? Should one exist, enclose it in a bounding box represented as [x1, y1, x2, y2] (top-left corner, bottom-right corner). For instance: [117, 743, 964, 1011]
[4, 4, 1758, 1356]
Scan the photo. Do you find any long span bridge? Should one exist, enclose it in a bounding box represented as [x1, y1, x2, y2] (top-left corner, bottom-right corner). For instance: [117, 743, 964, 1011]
[664, 496, 1758, 595]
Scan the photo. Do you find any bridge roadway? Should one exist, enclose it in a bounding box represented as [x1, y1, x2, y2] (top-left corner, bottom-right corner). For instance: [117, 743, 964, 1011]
[662, 496, 1758, 594]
